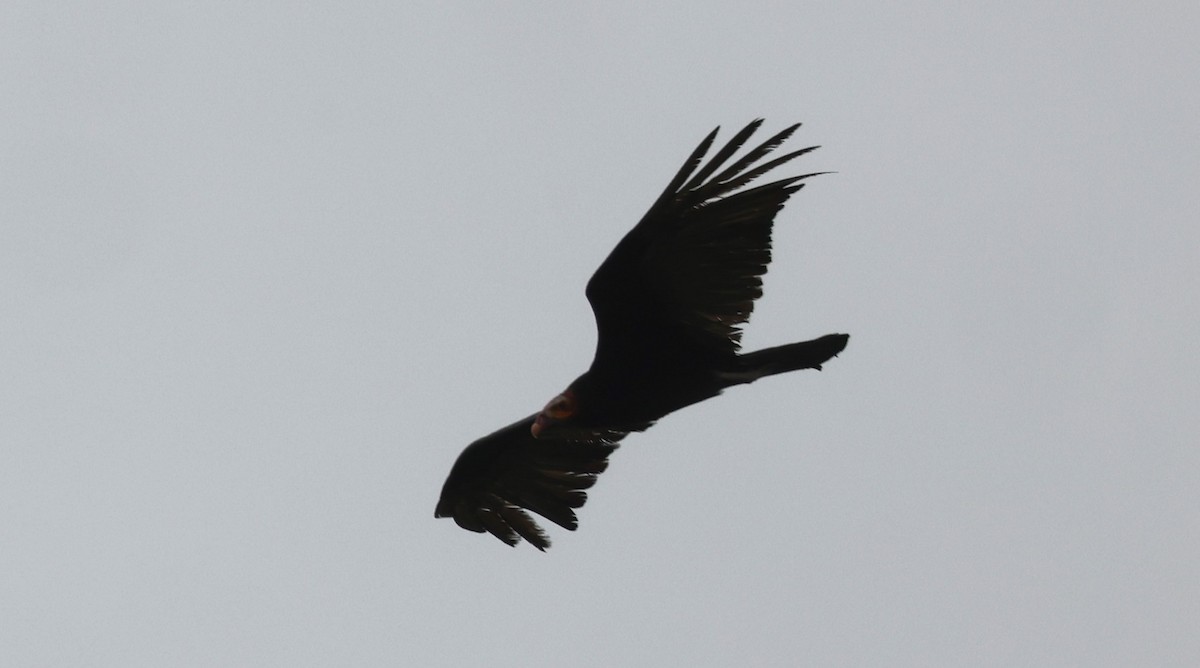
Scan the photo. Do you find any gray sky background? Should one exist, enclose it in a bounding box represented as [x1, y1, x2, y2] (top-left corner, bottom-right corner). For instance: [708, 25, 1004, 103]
[3, 3, 1197, 666]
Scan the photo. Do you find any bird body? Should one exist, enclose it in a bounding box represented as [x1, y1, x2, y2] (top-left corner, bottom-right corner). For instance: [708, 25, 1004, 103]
[435, 120, 848, 549]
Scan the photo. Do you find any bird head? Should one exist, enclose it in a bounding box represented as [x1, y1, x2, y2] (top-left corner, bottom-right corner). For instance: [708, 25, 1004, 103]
[531, 389, 578, 438]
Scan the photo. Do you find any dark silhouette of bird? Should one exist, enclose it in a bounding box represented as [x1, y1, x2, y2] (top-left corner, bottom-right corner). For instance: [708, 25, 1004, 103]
[435, 120, 848, 550]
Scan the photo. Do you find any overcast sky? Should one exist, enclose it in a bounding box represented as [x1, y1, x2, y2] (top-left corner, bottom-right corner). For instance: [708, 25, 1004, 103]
[3, 3, 1197, 666]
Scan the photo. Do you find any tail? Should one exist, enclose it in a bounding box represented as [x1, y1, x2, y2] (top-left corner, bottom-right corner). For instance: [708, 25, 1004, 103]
[723, 333, 849, 384]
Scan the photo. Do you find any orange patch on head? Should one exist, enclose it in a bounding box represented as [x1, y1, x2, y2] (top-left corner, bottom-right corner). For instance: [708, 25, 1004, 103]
[543, 391, 576, 419]
[531, 390, 577, 439]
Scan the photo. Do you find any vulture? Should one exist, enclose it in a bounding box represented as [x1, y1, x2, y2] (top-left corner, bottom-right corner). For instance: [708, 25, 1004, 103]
[435, 120, 848, 549]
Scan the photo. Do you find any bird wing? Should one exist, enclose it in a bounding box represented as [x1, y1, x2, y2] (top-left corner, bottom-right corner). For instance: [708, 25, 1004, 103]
[586, 120, 823, 362]
[434, 416, 623, 550]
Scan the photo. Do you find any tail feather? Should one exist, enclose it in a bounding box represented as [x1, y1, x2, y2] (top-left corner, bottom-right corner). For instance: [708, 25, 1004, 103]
[724, 333, 849, 384]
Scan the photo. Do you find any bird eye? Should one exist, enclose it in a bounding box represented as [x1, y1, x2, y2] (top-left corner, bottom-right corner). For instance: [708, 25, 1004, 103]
[544, 393, 576, 419]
